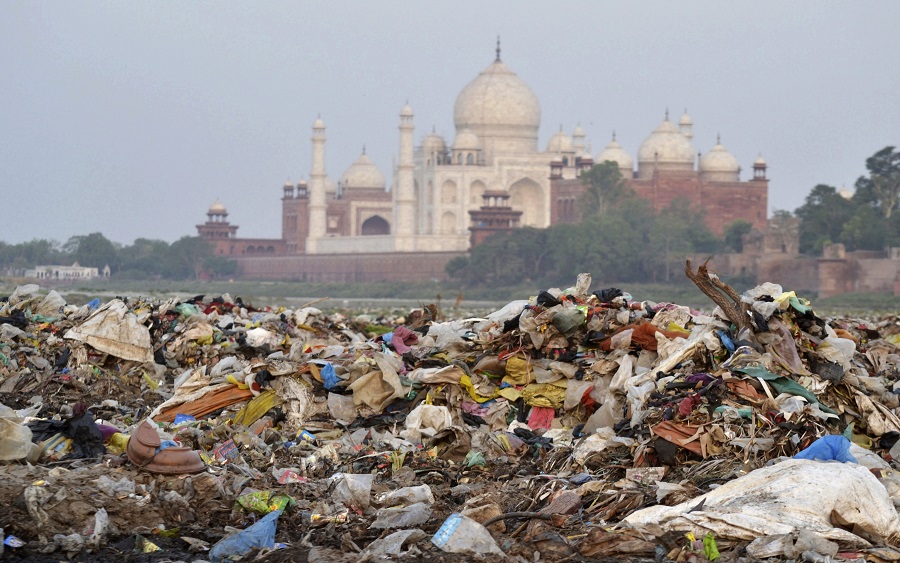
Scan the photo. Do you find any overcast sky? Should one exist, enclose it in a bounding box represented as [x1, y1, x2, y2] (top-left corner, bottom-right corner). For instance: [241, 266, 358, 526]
[1, 2, 897, 246]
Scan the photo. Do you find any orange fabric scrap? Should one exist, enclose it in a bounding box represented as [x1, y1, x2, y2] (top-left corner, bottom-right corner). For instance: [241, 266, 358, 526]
[726, 379, 764, 403]
[650, 420, 704, 456]
[156, 385, 254, 422]
[600, 322, 687, 352]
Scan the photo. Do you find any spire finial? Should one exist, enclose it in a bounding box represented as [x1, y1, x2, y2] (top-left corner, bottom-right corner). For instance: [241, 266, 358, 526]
[665, 108, 669, 120]
[716, 133, 721, 144]
[612, 130, 617, 142]
[362, 144, 366, 155]
[495, 36, 501, 62]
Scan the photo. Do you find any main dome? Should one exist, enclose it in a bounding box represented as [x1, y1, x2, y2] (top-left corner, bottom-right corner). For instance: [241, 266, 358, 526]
[453, 59, 541, 157]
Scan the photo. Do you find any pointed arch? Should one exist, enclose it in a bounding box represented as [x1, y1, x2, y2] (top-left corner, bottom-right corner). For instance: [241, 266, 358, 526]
[508, 177, 544, 227]
[361, 215, 390, 235]
[441, 211, 456, 234]
[441, 180, 458, 204]
[469, 180, 487, 205]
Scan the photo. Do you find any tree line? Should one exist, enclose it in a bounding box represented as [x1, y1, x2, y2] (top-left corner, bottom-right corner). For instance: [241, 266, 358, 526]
[2, 147, 895, 285]
[796, 146, 900, 254]
[448, 146, 900, 288]
[0, 235, 236, 280]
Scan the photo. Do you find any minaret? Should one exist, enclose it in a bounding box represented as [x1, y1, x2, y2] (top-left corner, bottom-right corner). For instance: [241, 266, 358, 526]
[679, 109, 693, 141]
[394, 103, 416, 249]
[306, 117, 327, 253]
[572, 124, 586, 154]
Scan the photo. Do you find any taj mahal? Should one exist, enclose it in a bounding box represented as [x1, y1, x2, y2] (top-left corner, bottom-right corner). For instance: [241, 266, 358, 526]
[197, 43, 769, 281]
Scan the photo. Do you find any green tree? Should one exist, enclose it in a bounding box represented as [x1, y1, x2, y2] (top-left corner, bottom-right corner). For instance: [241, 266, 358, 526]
[464, 227, 551, 286]
[164, 236, 214, 279]
[855, 146, 900, 218]
[204, 255, 238, 279]
[794, 184, 856, 254]
[646, 199, 720, 282]
[64, 232, 120, 270]
[445, 255, 471, 280]
[840, 205, 887, 250]
[723, 219, 753, 252]
[8, 239, 66, 267]
[579, 161, 634, 218]
[119, 238, 172, 278]
[549, 198, 651, 284]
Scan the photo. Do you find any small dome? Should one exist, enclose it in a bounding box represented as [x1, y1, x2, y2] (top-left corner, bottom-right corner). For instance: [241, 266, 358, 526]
[453, 128, 481, 150]
[679, 111, 693, 127]
[573, 124, 585, 138]
[422, 132, 447, 152]
[324, 175, 337, 194]
[754, 155, 767, 166]
[546, 130, 573, 153]
[340, 151, 386, 189]
[208, 201, 227, 214]
[313, 117, 325, 129]
[700, 140, 739, 172]
[699, 138, 740, 182]
[637, 117, 695, 172]
[283, 180, 292, 188]
[400, 103, 413, 117]
[596, 135, 634, 171]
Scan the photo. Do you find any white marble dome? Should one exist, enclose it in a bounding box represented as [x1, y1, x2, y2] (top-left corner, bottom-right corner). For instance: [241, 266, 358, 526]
[637, 117, 695, 175]
[453, 128, 481, 150]
[453, 59, 541, 155]
[340, 152, 386, 189]
[596, 135, 634, 178]
[208, 201, 227, 215]
[700, 138, 740, 182]
[546, 130, 573, 153]
[421, 132, 447, 158]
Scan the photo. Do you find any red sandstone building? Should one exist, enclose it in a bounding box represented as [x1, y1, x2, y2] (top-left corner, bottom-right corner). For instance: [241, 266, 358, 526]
[195, 50, 773, 282]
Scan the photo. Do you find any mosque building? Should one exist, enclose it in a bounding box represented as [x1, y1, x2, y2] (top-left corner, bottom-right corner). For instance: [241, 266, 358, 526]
[197, 44, 769, 280]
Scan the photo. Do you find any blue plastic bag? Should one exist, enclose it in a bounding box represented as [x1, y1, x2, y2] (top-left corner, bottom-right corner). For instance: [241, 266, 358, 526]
[793, 435, 857, 464]
[209, 508, 282, 562]
[321, 362, 339, 390]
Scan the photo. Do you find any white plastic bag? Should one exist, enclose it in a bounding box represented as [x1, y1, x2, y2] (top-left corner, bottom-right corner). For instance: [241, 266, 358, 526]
[623, 459, 900, 547]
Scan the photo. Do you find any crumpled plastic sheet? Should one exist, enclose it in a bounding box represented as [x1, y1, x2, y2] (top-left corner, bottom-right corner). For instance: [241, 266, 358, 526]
[623, 459, 900, 548]
[64, 299, 153, 363]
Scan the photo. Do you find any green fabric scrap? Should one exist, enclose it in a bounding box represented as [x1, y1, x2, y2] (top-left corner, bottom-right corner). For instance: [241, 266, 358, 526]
[236, 490, 295, 515]
[703, 533, 720, 561]
[736, 366, 836, 415]
[788, 295, 811, 314]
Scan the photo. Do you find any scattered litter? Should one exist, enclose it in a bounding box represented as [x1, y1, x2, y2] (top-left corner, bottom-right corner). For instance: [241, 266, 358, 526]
[4, 269, 900, 558]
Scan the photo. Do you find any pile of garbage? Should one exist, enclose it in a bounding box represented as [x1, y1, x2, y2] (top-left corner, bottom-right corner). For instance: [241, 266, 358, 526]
[3, 264, 900, 562]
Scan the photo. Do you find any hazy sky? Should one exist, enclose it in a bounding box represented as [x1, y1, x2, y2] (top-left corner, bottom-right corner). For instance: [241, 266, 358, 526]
[2, 2, 897, 246]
